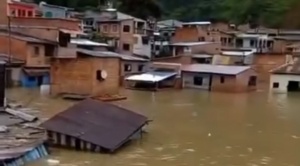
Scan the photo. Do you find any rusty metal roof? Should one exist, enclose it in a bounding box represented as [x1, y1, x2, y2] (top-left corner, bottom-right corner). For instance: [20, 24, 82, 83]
[41, 99, 148, 152]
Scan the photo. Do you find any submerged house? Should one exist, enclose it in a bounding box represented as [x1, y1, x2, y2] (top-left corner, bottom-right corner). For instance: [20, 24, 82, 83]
[182, 64, 257, 92]
[125, 62, 181, 90]
[0, 31, 56, 88]
[270, 58, 300, 93]
[0, 61, 48, 165]
[41, 99, 148, 153]
[51, 50, 121, 97]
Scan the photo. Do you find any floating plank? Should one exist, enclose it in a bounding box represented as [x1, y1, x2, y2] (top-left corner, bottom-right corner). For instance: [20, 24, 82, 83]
[5, 108, 38, 122]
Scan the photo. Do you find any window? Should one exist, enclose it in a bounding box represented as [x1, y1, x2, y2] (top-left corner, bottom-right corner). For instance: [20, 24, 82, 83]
[193, 76, 203, 86]
[112, 24, 118, 32]
[102, 25, 109, 32]
[248, 76, 257, 86]
[198, 37, 205, 41]
[27, 11, 33, 17]
[123, 25, 130, 32]
[123, 44, 130, 51]
[250, 40, 255, 47]
[138, 65, 144, 72]
[34, 46, 40, 56]
[18, 9, 22, 16]
[273, 82, 279, 88]
[10, 10, 16, 16]
[28, 76, 35, 81]
[220, 76, 225, 83]
[142, 36, 149, 45]
[124, 64, 132, 72]
[21, 10, 26, 17]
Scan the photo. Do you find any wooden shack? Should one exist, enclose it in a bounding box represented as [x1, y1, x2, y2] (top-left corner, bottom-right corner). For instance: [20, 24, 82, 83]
[41, 99, 148, 153]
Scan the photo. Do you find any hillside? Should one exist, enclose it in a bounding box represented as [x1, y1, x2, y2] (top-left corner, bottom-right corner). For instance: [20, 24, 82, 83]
[34, 0, 300, 28]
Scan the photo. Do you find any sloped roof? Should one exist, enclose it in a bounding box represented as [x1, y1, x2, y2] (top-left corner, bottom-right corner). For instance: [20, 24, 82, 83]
[182, 64, 251, 75]
[77, 49, 148, 62]
[272, 58, 300, 75]
[158, 19, 183, 28]
[41, 99, 148, 152]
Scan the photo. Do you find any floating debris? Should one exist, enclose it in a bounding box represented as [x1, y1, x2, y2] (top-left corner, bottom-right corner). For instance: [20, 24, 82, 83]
[291, 135, 300, 139]
[47, 159, 60, 165]
[248, 147, 253, 153]
[208, 133, 212, 137]
[131, 163, 147, 166]
[184, 149, 195, 152]
[154, 147, 164, 151]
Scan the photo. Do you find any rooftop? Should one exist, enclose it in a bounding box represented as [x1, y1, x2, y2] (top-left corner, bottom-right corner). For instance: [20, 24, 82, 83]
[272, 58, 300, 75]
[170, 42, 213, 47]
[77, 49, 148, 62]
[70, 39, 109, 47]
[157, 19, 183, 28]
[39, 1, 74, 11]
[0, 31, 56, 44]
[125, 71, 177, 82]
[221, 50, 255, 57]
[182, 21, 211, 26]
[275, 36, 300, 41]
[41, 99, 148, 152]
[181, 64, 251, 75]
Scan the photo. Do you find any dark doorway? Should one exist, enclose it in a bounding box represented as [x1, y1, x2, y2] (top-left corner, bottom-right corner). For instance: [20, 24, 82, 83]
[75, 138, 81, 150]
[287, 81, 300, 92]
[37, 76, 43, 86]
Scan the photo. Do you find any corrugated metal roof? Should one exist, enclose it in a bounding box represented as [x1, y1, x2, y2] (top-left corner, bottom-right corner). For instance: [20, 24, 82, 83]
[70, 39, 109, 47]
[222, 50, 255, 57]
[170, 42, 213, 46]
[41, 99, 148, 152]
[182, 64, 251, 75]
[78, 50, 148, 62]
[125, 71, 177, 82]
[182, 22, 211, 26]
[0, 32, 55, 44]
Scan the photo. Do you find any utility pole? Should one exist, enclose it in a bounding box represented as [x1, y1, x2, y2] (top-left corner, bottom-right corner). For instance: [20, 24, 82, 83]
[8, 16, 11, 63]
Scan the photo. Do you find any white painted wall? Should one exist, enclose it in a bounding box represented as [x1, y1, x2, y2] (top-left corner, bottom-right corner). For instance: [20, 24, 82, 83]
[133, 34, 151, 58]
[270, 74, 300, 93]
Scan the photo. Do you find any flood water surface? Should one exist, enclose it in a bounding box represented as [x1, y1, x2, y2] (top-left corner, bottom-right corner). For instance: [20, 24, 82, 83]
[7, 88, 300, 166]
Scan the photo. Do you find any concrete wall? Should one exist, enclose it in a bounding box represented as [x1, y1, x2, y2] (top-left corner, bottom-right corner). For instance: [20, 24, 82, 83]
[153, 56, 192, 65]
[133, 34, 151, 58]
[270, 74, 300, 93]
[182, 72, 210, 90]
[40, 6, 68, 18]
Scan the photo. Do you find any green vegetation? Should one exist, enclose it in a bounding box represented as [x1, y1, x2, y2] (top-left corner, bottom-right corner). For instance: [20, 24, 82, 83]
[34, 0, 299, 28]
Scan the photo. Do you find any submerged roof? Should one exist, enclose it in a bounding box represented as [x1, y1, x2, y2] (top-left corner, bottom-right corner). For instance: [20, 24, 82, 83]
[221, 50, 255, 57]
[272, 58, 300, 75]
[125, 71, 177, 82]
[41, 99, 148, 152]
[182, 64, 251, 75]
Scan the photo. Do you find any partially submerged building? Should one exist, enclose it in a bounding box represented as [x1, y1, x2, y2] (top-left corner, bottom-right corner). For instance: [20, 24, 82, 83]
[270, 58, 300, 93]
[125, 62, 181, 90]
[182, 64, 257, 92]
[41, 99, 148, 153]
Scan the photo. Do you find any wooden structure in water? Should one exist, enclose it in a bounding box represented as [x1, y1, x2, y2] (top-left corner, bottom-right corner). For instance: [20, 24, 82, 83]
[41, 99, 149, 153]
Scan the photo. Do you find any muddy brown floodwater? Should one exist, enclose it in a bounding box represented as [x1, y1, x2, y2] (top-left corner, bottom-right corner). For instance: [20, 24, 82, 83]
[6, 88, 300, 166]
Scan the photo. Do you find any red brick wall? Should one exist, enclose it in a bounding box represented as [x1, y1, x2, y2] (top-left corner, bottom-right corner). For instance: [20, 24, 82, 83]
[10, 17, 81, 31]
[0, 0, 8, 24]
[172, 27, 200, 43]
[0, 35, 27, 60]
[252, 54, 286, 85]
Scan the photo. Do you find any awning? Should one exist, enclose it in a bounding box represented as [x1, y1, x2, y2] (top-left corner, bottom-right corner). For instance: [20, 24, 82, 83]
[125, 72, 177, 83]
[23, 69, 49, 77]
[59, 29, 87, 37]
